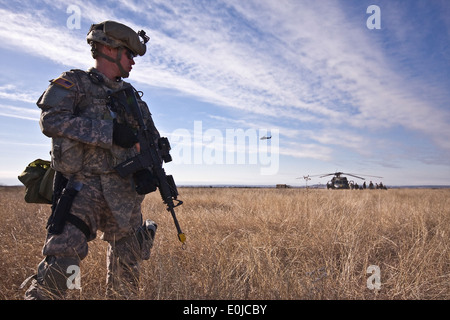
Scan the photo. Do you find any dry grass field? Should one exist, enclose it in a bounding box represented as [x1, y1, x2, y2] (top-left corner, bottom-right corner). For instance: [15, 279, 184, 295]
[0, 186, 449, 300]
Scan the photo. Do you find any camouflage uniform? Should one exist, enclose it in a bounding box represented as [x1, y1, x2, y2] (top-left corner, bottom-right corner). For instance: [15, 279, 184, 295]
[24, 22, 158, 300]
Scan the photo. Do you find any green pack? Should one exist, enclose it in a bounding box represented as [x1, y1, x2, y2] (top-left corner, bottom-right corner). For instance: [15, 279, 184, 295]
[18, 159, 55, 204]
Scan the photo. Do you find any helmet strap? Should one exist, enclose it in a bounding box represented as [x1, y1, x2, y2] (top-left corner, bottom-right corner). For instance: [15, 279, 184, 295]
[96, 47, 129, 78]
[114, 47, 130, 78]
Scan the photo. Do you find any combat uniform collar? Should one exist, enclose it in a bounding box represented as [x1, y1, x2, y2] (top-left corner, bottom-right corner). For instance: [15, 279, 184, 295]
[87, 67, 123, 90]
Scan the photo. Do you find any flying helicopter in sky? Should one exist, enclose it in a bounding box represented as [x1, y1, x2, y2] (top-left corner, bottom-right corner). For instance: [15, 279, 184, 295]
[300, 172, 383, 190]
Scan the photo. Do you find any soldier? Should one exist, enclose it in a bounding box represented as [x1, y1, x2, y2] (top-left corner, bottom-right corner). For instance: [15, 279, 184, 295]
[23, 21, 159, 299]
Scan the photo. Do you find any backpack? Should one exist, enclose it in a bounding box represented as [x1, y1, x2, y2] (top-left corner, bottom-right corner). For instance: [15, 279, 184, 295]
[18, 159, 55, 204]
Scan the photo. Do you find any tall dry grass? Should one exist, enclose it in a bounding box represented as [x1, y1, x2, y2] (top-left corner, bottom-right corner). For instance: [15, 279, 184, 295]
[0, 186, 449, 300]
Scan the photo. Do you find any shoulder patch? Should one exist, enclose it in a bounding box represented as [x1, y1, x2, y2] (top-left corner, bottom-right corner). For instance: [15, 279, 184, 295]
[52, 77, 75, 89]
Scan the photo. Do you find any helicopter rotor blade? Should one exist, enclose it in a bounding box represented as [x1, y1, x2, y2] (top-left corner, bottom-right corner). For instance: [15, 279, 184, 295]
[297, 174, 329, 179]
[342, 173, 366, 180]
[346, 173, 383, 179]
[319, 174, 335, 178]
[361, 175, 383, 179]
[299, 172, 383, 181]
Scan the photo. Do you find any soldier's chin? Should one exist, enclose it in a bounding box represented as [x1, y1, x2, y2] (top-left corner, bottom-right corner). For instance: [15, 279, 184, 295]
[121, 71, 130, 78]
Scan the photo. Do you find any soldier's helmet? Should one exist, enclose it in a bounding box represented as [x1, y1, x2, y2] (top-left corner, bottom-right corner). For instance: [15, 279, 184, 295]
[86, 20, 149, 57]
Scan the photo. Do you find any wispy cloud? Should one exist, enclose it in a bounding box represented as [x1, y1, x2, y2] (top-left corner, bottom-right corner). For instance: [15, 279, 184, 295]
[0, 104, 40, 121]
[0, 0, 449, 170]
[141, 0, 450, 154]
[0, 85, 40, 104]
[0, 7, 89, 68]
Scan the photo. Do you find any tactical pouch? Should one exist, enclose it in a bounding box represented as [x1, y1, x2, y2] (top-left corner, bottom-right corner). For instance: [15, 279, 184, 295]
[137, 220, 157, 260]
[18, 159, 55, 204]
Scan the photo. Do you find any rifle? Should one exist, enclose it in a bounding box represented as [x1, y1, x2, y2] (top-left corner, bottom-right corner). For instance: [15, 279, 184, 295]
[110, 86, 186, 246]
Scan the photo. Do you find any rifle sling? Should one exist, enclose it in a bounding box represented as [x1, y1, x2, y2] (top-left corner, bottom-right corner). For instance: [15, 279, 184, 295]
[66, 214, 91, 239]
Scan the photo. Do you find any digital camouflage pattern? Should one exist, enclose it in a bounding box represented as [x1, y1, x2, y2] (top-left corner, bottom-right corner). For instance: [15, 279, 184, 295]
[24, 67, 158, 299]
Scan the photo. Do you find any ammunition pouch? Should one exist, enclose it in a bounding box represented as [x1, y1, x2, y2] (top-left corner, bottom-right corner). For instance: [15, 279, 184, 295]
[136, 220, 157, 260]
[46, 173, 90, 239]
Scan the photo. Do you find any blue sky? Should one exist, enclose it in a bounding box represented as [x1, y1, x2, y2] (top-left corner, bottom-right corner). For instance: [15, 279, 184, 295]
[0, 0, 449, 187]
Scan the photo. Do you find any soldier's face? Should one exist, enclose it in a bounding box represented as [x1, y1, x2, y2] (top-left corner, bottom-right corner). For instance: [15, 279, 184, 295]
[99, 45, 135, 78]
[119, 48, 135, 75]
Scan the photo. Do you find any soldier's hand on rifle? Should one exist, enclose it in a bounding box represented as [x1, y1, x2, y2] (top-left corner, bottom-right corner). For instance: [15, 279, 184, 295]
[113, 119, 139, 149]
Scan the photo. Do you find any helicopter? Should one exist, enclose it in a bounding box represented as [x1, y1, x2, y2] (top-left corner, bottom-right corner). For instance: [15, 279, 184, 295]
[301, 172, 383, 190]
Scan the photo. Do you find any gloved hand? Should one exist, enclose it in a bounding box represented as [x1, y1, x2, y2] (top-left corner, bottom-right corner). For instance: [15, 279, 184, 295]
[113, 119, 138, 148]
[134, 169, 158, 195]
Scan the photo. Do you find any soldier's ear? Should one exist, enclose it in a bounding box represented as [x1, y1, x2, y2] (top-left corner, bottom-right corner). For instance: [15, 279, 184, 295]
[105, 46, 114, 54]
[97, 44, 116, 57]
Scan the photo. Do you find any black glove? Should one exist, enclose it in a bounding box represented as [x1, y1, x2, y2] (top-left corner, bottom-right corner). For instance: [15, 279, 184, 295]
[113, 119, 138, 148]
[134, 169, 158, 195]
